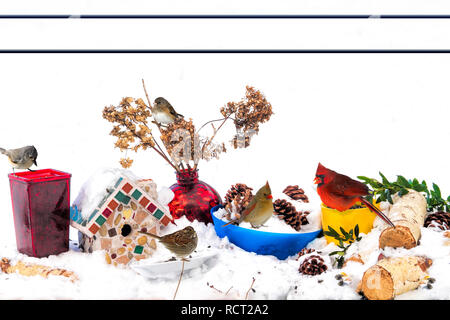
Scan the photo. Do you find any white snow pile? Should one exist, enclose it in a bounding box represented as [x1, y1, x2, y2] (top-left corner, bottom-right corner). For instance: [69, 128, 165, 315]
[73, 167, 141, 219]
[1, 173, 450, 300]
[72, 167, 174, 219]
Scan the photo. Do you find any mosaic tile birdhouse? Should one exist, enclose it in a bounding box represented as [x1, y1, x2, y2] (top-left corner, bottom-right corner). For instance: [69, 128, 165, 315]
[70, 176, 172, 266]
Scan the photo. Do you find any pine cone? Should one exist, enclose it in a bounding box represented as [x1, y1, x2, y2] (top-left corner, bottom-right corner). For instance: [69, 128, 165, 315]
[224, 184, 254, 219]
[273, 199, 309, 231]
[299, 255, 328, 276]
[424, 211, 450, 231]
[283, 185, 309, 203]
[296, 248, 316, 260]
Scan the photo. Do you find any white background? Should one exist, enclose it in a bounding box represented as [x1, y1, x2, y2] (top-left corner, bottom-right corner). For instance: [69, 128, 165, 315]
[2, 0, 450, 14]
[0, 3, 450, 299]
[1, 19, 450, 50]
[1, 53, 450, 244]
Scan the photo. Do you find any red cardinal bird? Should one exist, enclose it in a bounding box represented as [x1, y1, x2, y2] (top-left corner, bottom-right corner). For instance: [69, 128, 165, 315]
[314, 163, 395, 228]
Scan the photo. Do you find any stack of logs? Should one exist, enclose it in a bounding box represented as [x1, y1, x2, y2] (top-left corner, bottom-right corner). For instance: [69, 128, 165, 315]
[355, 190, 433, 300]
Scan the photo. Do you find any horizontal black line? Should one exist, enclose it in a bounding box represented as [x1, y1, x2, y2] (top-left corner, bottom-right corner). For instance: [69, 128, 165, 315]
[1, 15, 450, 19]
[1, 50, 450, 53]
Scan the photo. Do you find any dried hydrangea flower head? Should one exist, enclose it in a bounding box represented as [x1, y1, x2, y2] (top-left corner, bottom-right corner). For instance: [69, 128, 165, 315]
[220, 86, 273, 149]
[103, 96, 178, 171]
[102, 82, 273, 171]
[103, 97, 154, 152]
[160, 118, 200, 166]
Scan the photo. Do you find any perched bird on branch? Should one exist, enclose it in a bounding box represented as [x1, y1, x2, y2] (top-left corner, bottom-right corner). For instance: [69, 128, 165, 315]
[0, 145, 38, 173]
[222, 181, 274, 228]
[139, 226, 198, 260]
[314, 163, 395, 227]
[152, 97, 184, 125]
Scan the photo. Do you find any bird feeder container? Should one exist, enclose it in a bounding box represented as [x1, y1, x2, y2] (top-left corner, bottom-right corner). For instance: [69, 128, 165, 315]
[211, 205, 321, 260]
[9, 169, 71, 258]
[321, 202, 377, 245]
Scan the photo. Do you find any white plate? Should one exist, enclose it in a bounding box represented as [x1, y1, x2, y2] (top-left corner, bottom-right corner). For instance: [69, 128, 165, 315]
[131, 251, 218, 279]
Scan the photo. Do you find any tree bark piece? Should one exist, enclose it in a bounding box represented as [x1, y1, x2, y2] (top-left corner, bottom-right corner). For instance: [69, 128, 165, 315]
[359, 256, 432, 300]
[379, 190, 427, 249]
[343, 254, 365, 267]
[0, 258, 78, 282]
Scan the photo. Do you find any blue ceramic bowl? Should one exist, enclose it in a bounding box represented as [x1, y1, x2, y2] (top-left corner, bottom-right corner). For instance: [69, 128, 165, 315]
[211, 205, 321, 260]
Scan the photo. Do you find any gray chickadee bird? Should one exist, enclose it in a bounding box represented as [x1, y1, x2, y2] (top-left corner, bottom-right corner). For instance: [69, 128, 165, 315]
[152, 97, 184, 125]
[0, 145, 38, 172]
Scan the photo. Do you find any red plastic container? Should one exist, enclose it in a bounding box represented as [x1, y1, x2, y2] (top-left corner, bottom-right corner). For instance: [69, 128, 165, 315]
[9, 169, 71, 257]
[169, 169, 222, 224]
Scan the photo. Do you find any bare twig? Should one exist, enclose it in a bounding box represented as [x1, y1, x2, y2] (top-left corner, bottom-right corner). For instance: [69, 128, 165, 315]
[197, 117, 236, 133]
[207, 283, 224, 294]
[141, 79, 180, 172]
[197, 118, 226, 133]
[245, 277, 256, 300]
[193, 114, 231, 170]
[141, 79, 153, 111]
[173, 260, 185, 300]
[225, 286, 233, 296]
[127, 127, 179, 172]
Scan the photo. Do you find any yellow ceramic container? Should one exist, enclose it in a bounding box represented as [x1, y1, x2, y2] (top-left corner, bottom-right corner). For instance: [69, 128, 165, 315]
[321, 202, 378, 245]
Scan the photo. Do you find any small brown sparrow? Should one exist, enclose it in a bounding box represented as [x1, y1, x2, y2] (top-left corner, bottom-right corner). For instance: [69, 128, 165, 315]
[152, 97, 184, 125]
[140, 226, 198, 260]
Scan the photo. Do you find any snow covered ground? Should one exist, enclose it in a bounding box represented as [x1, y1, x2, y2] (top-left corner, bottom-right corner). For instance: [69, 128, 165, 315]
[1, 53, 450, 299]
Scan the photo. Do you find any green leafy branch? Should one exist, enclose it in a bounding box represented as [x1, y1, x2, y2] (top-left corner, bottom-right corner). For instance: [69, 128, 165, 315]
[324, 225, 362, 269]
[358, 172, 450, 212]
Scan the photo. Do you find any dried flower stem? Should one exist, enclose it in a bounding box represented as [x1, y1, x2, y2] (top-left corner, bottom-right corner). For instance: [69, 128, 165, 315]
[128, 129, 179, 172]
[207, 283, 224, 294]
[196, 117, 235, 133]
[225, 286, 233, 295]
[193, 115, 231, 170]
[245, 277, 256, 300]
[142, 79, 181, 172]
[173, 260, 185, 300]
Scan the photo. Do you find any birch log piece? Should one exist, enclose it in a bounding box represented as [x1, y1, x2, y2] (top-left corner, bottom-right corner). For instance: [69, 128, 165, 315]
[0, 258, 78, 282]
[359, 256, 432, 300]
[379, 190, 427, 249]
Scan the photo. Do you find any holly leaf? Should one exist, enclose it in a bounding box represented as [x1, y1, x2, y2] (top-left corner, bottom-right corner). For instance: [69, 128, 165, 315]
[433, 183, 442, 199]
[337, 258, 345, 269]
[324, 226, 340, 239]
[379, 172, 390, 185]
[357, 176, 371, 183]
[386, 191, 394, 204]
[398, 188, 409, 197]
[397, 175, 410, 188]
[354, 224, 360, 238]
[340, 227, 350, 239]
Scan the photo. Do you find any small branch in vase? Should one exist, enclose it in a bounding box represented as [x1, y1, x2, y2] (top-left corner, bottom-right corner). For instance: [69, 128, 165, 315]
[193, 115, 231, 171]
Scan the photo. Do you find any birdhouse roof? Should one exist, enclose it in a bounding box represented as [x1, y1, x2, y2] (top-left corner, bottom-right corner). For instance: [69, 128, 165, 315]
[70, 176, 172, 238]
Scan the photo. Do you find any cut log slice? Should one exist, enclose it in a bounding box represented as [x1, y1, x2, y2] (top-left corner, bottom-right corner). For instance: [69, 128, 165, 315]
[379, 190, 427, 249]
[379, 225, 417, 249]
[359, 256, 432, 300]
[361, 265, 394, 300]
